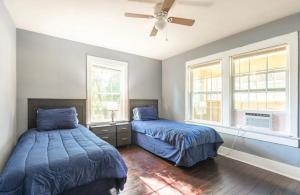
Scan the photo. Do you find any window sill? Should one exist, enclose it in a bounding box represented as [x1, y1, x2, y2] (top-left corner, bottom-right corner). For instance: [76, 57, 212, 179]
[185, 120, 299, 147]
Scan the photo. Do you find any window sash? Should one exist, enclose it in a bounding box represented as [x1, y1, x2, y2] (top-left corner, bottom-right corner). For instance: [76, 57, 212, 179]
[191, 92, 222, 122]
[188, 60, 222, 124]
[87, 56, 128, 124]
[232, 46, 288, 113]
[90, 67, 123, 122]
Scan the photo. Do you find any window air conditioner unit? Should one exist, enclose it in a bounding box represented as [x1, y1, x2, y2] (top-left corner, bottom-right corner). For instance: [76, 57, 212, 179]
[244, 112, 272, 131]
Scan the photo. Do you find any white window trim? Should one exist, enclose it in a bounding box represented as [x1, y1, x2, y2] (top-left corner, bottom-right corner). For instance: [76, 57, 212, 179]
[87, 55, 129, 124]
[185, 32, 299, 147]
[186, 58, 224, 126]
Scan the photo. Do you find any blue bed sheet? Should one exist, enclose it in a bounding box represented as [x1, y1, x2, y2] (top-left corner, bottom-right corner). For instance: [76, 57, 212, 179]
[0, 125, 127, 195]
[131, 119, 223, 167]
[131, 119, 223, 151]
[133, 132, 219, 167]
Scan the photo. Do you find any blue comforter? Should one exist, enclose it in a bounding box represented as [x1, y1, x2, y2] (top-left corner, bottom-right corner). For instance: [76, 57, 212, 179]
[0, 125, 127, 195]
[131, 119, 223, 151]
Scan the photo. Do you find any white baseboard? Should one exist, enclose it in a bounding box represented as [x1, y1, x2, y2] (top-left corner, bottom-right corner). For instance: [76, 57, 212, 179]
[218, 146, 300, 181]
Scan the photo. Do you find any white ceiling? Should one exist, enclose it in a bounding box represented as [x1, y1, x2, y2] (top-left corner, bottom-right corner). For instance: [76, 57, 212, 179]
[4, 0, 300, 60]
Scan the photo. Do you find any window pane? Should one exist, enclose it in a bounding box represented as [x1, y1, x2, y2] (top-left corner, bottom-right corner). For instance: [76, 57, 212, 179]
[234, 77, 240, 90]
[211, 77, 218, 92]
[191, 61, 221, 122]
[234, 60, 239, 75]
[250, 55, 267, 72]
[192, 93, 221, 122]
[239, 58, 250, 74]
[92, 66, 121, 93]
[250, 74, 266, 90]
[267, 92, 286, 111]
[193, 78, 200, 92]
[211, 65, 221, 78]
[207, 78, 212, 92]
[91, 94, 121, 122]
[249, 92, 266, 111]
[268, 51, 287, 70]
[91, 65, 124, 123]
[194, 66, 212, 79]
[193, 78, 209, 92]
[268, 71, 286, 89]
[193, 64, 221, 79]
[240, 76, 248, 90]
[234, 92, 248, 110]
[209, 94, 221, 122]
[192, 94, 207, 120]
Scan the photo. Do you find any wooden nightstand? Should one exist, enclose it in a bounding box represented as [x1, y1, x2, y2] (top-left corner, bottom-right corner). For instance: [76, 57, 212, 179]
[90, 124, 117, 146]
[116, 122, 131, 147]
[90, 122, 131, 147]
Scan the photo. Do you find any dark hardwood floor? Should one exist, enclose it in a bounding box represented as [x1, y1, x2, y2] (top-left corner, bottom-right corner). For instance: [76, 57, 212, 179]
[118, 145, 300, 195]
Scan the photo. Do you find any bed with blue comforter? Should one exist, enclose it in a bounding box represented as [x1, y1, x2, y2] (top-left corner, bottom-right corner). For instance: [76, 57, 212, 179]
[0, 125, 127, 195]
[132, 119, 223, 167]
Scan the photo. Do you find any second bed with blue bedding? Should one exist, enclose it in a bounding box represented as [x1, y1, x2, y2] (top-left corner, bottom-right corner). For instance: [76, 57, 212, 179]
[132, 119, 223, 167]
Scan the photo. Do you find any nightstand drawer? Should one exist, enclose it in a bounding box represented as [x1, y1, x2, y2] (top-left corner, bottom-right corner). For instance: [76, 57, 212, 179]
[92, 126, 116, 135]
[117, 132, 131, 146]
[96, 133, 116, 146]
[117, 124, 131, 134]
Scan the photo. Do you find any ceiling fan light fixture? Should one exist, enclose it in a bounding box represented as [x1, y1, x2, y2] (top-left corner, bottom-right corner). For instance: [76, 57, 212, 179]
[154, 18, 167, 30]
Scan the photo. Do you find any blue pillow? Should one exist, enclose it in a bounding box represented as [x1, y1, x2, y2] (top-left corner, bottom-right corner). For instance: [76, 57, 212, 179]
[133, 106, 158, 121]
[37, 107, 79, 131]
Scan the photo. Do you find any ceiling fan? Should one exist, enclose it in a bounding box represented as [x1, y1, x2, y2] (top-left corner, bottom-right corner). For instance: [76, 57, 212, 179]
[125, 0, 197, 37]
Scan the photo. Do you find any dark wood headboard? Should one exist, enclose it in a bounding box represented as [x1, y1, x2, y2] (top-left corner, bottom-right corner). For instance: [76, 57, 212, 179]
[28, 98, 87, 129]
[129, 99, 158, 121]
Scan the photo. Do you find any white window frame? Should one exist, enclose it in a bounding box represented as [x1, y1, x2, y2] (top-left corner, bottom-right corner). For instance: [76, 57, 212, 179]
[231, 45, 288, 113]
[186, 59, 224, 125]
[185, 32, 299, 147]
[87, 55, 128, 124]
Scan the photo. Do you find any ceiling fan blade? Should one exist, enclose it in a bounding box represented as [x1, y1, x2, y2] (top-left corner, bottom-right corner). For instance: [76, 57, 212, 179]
[128, 0, 159, 3]
[168, 17, 195, 26]
[125, 12, 154, 19]
[161, 0, 175, 12]
[128, 0, 213, 7]
[177, 0, 213, 7]
[150, 26, 158, 37]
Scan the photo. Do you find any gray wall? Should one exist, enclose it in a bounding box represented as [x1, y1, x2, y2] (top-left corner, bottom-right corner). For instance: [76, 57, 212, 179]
[0, 1, 16, 171]
[17, 29, 162, 135]
[162, 12, 300, 167]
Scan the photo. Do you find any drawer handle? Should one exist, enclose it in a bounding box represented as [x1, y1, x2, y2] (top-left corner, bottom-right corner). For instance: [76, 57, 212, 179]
[101, 129, 109, 132]
[121, 128, 127, 130]
[102, 136, 109, 139]
[121, 138, 128, 140]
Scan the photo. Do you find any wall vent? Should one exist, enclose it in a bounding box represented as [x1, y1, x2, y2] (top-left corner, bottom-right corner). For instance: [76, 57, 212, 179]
[244, 112, 272, 130]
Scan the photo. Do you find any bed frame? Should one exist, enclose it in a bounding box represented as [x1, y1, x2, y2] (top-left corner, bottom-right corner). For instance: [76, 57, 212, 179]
[27, 98, 87, 129]
[129, 99, 158, 120]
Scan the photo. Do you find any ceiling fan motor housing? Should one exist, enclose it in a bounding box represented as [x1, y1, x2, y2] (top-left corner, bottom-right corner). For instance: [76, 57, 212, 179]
[155, 17, 167, 30]
[154, 9, 168, 30]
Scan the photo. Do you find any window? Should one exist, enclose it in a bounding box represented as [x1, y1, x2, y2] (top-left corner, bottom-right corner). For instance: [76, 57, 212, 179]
[185, 32, 298, 147]
[87, 56, 128, 123]
[232, 46, 287, 111]
[187, 60, 222, 123]
[232, 46, 288, 132]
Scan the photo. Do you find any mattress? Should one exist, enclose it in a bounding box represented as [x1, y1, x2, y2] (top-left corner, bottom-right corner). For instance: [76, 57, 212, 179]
[0, 125, 127, 195]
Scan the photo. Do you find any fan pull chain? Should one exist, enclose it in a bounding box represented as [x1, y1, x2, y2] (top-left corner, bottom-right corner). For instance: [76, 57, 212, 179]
[165, 26, 168, 41]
